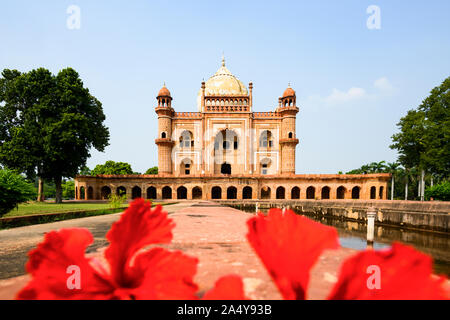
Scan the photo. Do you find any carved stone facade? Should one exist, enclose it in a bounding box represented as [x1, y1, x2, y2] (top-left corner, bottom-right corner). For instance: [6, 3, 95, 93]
[75, 58, 390, 200]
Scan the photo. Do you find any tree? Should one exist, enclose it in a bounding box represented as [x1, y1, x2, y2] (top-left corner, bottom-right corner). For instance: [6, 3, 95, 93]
[390, 77, 450, 200]
[62, 180, 75, 199]
[91, 161, 134, 175]
[145, 166, 158, 175]
[0, 68, 110, 203]
[0, 168, 36, 217]
[386, 162, 400, 200]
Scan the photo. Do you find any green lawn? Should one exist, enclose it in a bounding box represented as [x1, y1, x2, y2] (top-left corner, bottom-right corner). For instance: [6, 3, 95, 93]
[3, 202, 128, 218]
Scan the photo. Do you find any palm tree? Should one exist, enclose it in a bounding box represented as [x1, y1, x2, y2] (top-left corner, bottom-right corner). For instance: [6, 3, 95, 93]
[387, 162, 400, 200]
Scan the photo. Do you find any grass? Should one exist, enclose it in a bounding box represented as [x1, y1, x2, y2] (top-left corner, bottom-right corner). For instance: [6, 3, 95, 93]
[3, 202, 122, 218]
[0, 201, 176, 230]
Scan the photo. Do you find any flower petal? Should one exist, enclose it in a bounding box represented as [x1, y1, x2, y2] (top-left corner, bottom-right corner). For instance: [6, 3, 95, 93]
[124, 247, 199, 300]
[202, 275, 247, 300]
[328, 242, 449, 300]
[17, 228, 113, 300]
[247, 209, 339, 300]
[105, 199, 175, 286]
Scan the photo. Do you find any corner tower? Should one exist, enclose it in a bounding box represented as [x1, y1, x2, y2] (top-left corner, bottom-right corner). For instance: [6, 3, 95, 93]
[277, 84, 299, 174]
[155, 84, 175, 174]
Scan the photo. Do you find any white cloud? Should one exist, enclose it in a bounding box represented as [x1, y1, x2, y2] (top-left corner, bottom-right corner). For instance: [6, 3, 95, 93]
[374, 77, 394, 93]
[301, 77, 395, 108]
[325, 87, 367, 104]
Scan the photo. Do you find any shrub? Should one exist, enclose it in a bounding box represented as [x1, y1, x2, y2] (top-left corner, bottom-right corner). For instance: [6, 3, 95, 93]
[425, 181, 450, 201]
[0, 169, 36, 217]
[108, 193, 127, 209]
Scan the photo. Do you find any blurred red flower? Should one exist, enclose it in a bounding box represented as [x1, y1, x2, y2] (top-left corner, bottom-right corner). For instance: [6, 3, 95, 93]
[247, 208, 449, 300]
[17, 198, 245, 300]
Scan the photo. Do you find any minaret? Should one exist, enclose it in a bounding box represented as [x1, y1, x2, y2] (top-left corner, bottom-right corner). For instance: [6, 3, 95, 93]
[278, 84, 299, 174]
[155, 83, 175, 174]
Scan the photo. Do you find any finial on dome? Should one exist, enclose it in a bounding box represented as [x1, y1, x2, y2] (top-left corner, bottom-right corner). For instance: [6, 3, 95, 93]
[221, 53, 225, 67]
[163, 81, 166, 87]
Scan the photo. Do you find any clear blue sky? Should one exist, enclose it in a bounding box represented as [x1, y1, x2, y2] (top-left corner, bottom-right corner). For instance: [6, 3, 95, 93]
[1, 0, 449, 174]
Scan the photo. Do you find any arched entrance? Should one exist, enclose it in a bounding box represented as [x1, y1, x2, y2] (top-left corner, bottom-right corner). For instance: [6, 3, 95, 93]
[306, 186, 315, 199]
[177, 186, 187, 199]
[147, 186, 157, 199]
[379, 186, 384, 199]
[227, 186, 237, 199]
[370, 186, 376, 199]
[352, 186, 360, 199]
[276, 187, 285, 199]
[321, 186, 330, 199]
[337, 186, 346, 199]
[242, 186, 252, 199]
[87, 186, 94, 200]
[261, 186, 271, 199]
[291, 187, 300, 199]
[79, 187, 85, 200]
[212, 186, 222, 199]
[162, 186, 172, 199]
[221, 163, 231, 174]
[192, 187, 202, 199]
[116, 186, 126, 197]
[101, 186, 111, 200]
[132, 186, 142, 199]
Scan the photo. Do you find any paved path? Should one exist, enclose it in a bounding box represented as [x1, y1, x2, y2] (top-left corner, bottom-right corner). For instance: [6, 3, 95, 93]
[0, 201, 355, 299]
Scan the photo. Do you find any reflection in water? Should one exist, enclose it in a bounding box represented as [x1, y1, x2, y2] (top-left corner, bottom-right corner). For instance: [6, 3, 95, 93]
[238, 206, 450, 276]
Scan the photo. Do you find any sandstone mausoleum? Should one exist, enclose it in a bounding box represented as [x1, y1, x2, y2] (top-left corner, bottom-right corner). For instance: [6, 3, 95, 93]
[75, 57, 390, 201]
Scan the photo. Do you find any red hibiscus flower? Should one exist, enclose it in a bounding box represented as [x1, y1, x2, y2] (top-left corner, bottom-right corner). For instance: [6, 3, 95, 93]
[247, 208, 339, 300]
[247, 208, 449, 300]
[17, 199, 246, 300]
[327, 242, 449, 300]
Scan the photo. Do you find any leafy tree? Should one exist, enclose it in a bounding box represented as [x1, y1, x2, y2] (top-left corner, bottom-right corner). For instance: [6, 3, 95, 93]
[91, 161, 133, 175]
[0, 68, 110, 203]
[390, 77, 449, 200]
[78, 165, 91, 175]
[0, 168, 36, 217]
[145, 166, 158, 175]
[62, 180, 75, 199]
[425, 181, 450, 201]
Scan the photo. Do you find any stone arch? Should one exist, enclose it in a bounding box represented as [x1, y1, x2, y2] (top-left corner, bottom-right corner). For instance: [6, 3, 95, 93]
[179, 130, 193, 148]
[116, 186, 126, 196]
[288, 132, 293, 138]
[221, 162, 231, 174]
[370, 186, 376, 199]
[147, 186, 157, 199]
[87, 186, 94, 200]
[80, 186, 85, 200]
[162, 186, 172, 199]
[227, 186, 237, 199]
[177, 186, 187, 199]
[321, 186, 330, 199]
[180, 158, 193, 175]
[352, 186, 360, 199]
[192, 186, 202, 199]
[161, 132, 167, 138]
[276, 186, 285, 199]
[261, 186, 271, 199]
[259, 130, 273, 148]
[212, 186, 222, 199]
[260, 157, 272, 175]
[101, 186, 111, 200]
[337, 186, 346, 199]
[306, 186, 315, 199]
[379, 186, 384, 199]
[291, 186, 300, 199]
[132, 186, 142, 199]
[242, 186, 252, 199]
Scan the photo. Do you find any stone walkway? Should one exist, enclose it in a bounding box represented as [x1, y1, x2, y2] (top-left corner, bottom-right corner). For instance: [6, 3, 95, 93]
[0, 201, 356, 300]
